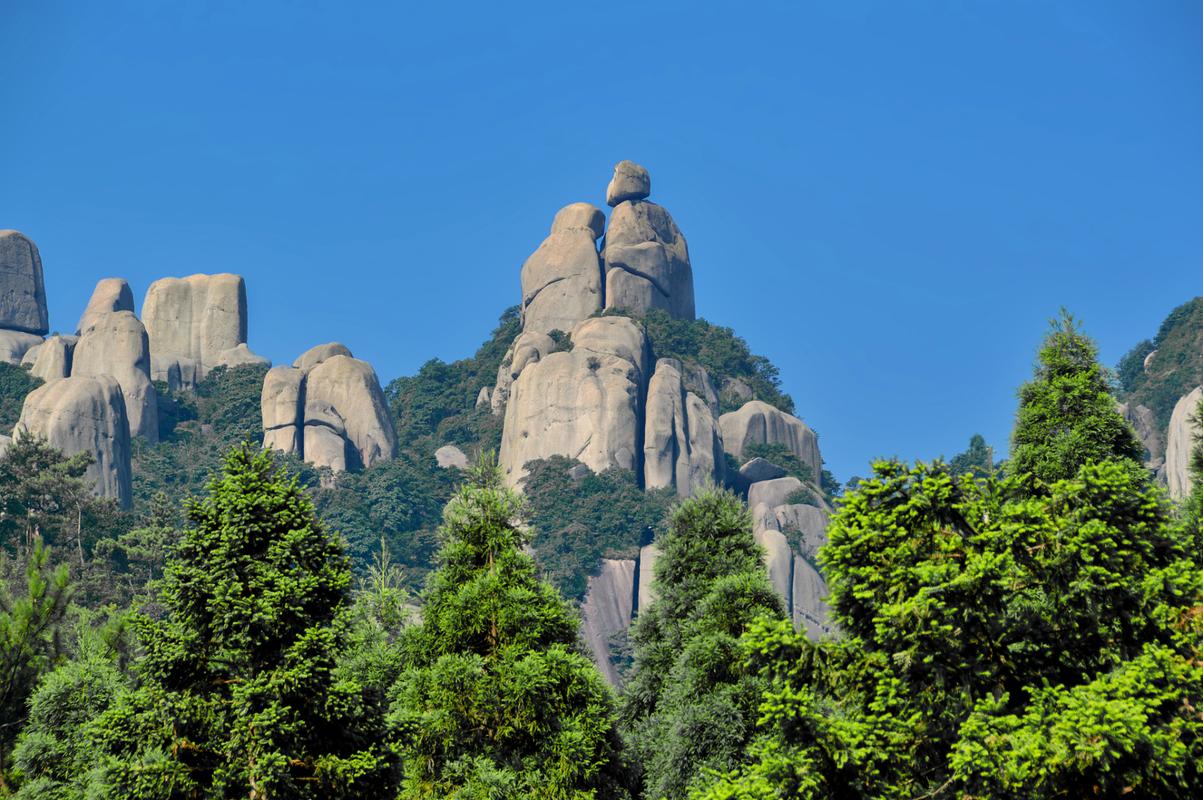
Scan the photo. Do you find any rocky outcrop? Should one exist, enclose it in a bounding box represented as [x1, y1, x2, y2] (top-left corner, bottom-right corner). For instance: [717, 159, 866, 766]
[1118, 401, 1164, 470]
[520, 203, 605, 334]
[435, 444, 468, 469]
[754, 527, 793, 601]
[643, 358, 723, 496]
[491, 330, 556, 416]
[636, 543, 660, 612]
[792, 556, 831, 639]
[71, 311, 158, 441]
[739, 457, 786, 484]
[500, 316, 649, 486]
[1165, 387, 1202, 500]
[0, 231, 49, 335]
[77, 278, 134, 335]
[720, 400, 822, 481]
[0, 330, 44, 365]
[15, 376, 132, 507]
[142, 273, 266, 389]
[261, 344, 397, 473]
[606, 160, 651, 207]
[580, 558, 636, 685]
[748, 476, 804, 511]
[602, 172, 694, 319]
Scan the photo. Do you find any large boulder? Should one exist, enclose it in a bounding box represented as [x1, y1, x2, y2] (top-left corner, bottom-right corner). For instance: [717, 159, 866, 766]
[500, 316, 650, 486]
[520, 203, 605, 334]
[261, 348, 397, 473]
[720, 400, 822, 481]
[754, 527, 793, 602]
[580, 558, 636, 686]
[602, 198, 694, 320]
[142, 273, 262, 389]
[15, 376, 132, 507]
[260, 365, 305, 455]
[71, 311, 158, 442]
[435, 444, 468, 469]
[490, 330, 556, 416]
[643, 358, 723, 496]
[76, 278, 134, 335]
[605, 160, 651, 207]
[748, 476, 804, 511]
[1165, 387, 1202, 500]
[25, 335, 76, 381]
[0, 330, 44, 365]
[0, 231, 49, 335]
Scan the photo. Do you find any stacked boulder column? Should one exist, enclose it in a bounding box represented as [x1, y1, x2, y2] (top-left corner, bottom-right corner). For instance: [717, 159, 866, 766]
[261, 342, 397, 473]
[602, 161, 695, 319]
[490, 162, 830, 681]
[142, 273, 267, 390]
[0, 230, 49, 363]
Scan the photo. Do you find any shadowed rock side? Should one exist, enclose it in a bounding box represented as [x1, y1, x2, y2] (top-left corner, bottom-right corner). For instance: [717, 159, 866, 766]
[499, 316, 650, 487]
[1118, 401, 1164, 473]
[1165, 386, 1202, 500]
[521, 203, 605, 334]
[72, 311, 158, 442]
[25, 336, 76, 381]
[142, 273, 267, 390]
[77, 278, 135, 335]
[15, 376, 132, 508]
[261, 343, 397, 473]
[643, 358, 724, 497]
[580, 558, 636, 686]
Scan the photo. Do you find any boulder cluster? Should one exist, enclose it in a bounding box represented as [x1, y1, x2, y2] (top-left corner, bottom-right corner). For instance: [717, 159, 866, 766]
[485, 162, 831, 677]
[261, 343, 397, 473]
[0, 231, 269, 508]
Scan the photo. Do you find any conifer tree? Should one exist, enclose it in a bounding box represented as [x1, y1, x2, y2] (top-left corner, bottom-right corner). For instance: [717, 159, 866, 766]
[388, 458, 632, 799]
[622, 488, 784, 799]
[85, 446, 398, 798]
[1010, 311, 1142, 486]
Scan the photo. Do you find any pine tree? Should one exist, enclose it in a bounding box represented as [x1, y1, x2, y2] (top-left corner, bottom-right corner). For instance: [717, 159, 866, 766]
[85, 446, 398, 798]
[621, 488, 785, 800]
[388, 458, 632, 799]
[1010, 311, 1142, 486]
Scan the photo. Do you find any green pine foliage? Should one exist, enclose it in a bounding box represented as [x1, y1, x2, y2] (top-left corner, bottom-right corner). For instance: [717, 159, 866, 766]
[1010, 312, 1142, 486]
[622, 488, 785, 800]
[1117, 296, 1203, 428]
[84, 446, 398, 798]
[637, 310, 794, 414]
[948, 433, 995, 478]
[387, 458, 633, 799]
[0, 364, 41, 435]
[696, 316, 1203, 799]
[521, 457, 674, 601]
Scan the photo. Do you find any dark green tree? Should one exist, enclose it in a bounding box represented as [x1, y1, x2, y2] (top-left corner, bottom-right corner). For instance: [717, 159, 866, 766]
[86, 446, 398, 798]
[622, 488, 785, 799]
[388, 458, 632, 799]
[0, 542, 72, 783]
[948, 433, 994, 478]
[1010, 312, 1142, 486]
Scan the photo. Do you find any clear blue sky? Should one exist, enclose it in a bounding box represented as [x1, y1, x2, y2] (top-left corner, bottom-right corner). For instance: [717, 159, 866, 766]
[3, 1, 1201, 481]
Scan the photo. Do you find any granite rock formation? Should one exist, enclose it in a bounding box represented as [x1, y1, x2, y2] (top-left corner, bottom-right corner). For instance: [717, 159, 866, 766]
[15, 376, 132, 507]
[500, 316, 649, 486]
[261, 343, 397, 473]
[520, 203, 605, 334]
[579, 558, 636, 685]
[72, 311, 158, 442]
[142, 273, 267, 389]
[0, 230, 49, 337]
[1165, 386, 1202, 500]
[720, 400, 822, 481]
[642, 358, 723, 496]
[77, 278, 135, 335]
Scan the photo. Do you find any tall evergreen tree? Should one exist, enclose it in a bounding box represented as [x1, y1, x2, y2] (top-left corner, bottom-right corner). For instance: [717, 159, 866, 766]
[84, 446, 398, 798]
[621, 488, 785, 800]
[1010, 312, 1142, 486]
[388, 458, 632, 799]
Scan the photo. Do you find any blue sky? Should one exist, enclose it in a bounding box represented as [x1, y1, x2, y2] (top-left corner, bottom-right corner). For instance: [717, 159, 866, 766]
[3, 1, 1201, 481]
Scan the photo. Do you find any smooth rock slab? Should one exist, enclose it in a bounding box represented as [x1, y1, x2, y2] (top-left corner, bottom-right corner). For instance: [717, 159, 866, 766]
[643, 358, 723, 496]
[580, 558, 636, 686]
[1165, 386, 1202, 500]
